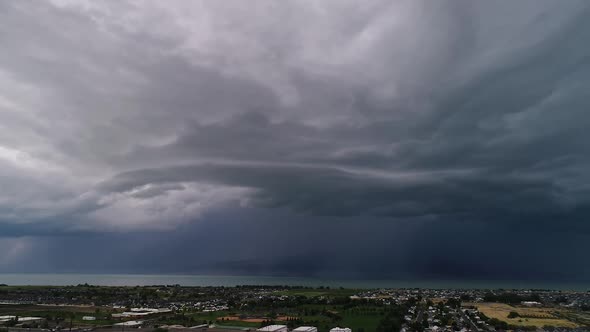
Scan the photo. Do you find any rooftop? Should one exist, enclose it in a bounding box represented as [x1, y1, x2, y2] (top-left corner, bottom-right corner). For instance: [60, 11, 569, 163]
[257, 325, 288, 332]
[114, 320, 143, 327]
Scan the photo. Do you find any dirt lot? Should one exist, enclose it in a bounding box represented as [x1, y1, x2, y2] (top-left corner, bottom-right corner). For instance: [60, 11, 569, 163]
[465, 302, 578, 328]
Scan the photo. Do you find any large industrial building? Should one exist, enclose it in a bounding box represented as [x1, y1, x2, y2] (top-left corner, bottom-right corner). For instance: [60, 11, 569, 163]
[257, 325, 289, 332]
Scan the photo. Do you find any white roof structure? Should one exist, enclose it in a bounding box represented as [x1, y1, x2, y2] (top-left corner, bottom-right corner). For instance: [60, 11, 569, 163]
[522, 301, 542, 306]
[114, 320, 143, 327]
[120, 308, 172, 318]
[330, 328, 352, 332]
[18, 317, 45, 322]
[83, 316, 96, 321]
[293, 327, 318, 332]
[121, 312, 152, 317]
[130, 308, 172, 313]
[257, 325, 288, 332]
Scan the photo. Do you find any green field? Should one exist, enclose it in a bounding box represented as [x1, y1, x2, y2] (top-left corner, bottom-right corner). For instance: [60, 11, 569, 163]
[0, 304, 116, 327]
[275, 288, 362, 298]
[205, 305, 387, 332]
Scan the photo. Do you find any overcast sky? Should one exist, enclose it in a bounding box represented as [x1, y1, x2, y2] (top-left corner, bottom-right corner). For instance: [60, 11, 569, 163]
[1, 0, 589, 281]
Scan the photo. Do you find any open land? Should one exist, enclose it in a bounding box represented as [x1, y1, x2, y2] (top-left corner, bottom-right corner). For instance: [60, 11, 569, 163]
[465, 302, 580, 328]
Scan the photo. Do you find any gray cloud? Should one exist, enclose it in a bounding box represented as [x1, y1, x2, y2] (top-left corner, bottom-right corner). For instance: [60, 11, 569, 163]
[0, 0, 589, 280]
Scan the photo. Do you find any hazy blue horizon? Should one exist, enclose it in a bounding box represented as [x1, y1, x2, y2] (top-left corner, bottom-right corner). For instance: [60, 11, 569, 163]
[0, 273, 587, 291]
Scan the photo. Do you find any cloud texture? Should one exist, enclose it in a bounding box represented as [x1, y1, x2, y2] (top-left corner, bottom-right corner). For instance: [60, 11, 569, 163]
[0, 0, 589, 280]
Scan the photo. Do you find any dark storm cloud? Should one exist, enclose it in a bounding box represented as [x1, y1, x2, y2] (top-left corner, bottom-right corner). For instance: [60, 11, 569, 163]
[0, 0, 589, 280]
[3, 209, 589, 281]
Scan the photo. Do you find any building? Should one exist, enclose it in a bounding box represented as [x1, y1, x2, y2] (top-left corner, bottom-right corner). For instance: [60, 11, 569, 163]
[17, 317, 46, 325]
[116, 308, 173, 318]
[120, 312, 152, 318]
[83, 316, 97, 321]
[206, 329, 254, 332]
[114, 320, 144, 328]
[293, 327, 318, 332]
[257, 325, 288, 332]
[330, 328, 352, 332]
[522, 301, 542, 306]
[130, 308, 172, 313]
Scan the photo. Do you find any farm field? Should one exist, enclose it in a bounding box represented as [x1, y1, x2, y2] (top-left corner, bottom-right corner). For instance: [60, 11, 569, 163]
[465, 302, 579, 328]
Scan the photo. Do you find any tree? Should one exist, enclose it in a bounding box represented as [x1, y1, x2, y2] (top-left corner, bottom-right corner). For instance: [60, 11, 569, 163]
[507, 311, 519, 319]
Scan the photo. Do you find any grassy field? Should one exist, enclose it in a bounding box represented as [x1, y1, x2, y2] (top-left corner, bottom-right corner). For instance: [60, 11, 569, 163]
[0, 304, 116, 326]
[558, 311, 590, 327]
[465, 302, 579, 328]
[205, 305, 386, 332]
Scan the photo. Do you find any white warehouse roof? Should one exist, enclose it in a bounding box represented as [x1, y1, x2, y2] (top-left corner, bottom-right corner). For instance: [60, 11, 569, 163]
[18, 317, 45, 322]
[293, 327, 318, 332]
[257, 325, 288, 332]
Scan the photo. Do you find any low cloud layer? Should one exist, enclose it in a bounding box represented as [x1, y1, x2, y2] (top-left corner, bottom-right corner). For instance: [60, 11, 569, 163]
[0, 0, 589, 280]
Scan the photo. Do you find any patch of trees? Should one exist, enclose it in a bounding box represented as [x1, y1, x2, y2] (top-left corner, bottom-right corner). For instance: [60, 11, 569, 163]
[446, 298, 461, 309]
[507, 311, 520, 318]
[488, 318, 509, 330]
[483, 292, 541, 304]
[376, 306, 405, 332]
[330, 296, 352, 305]
[460, 294, 473, 302]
